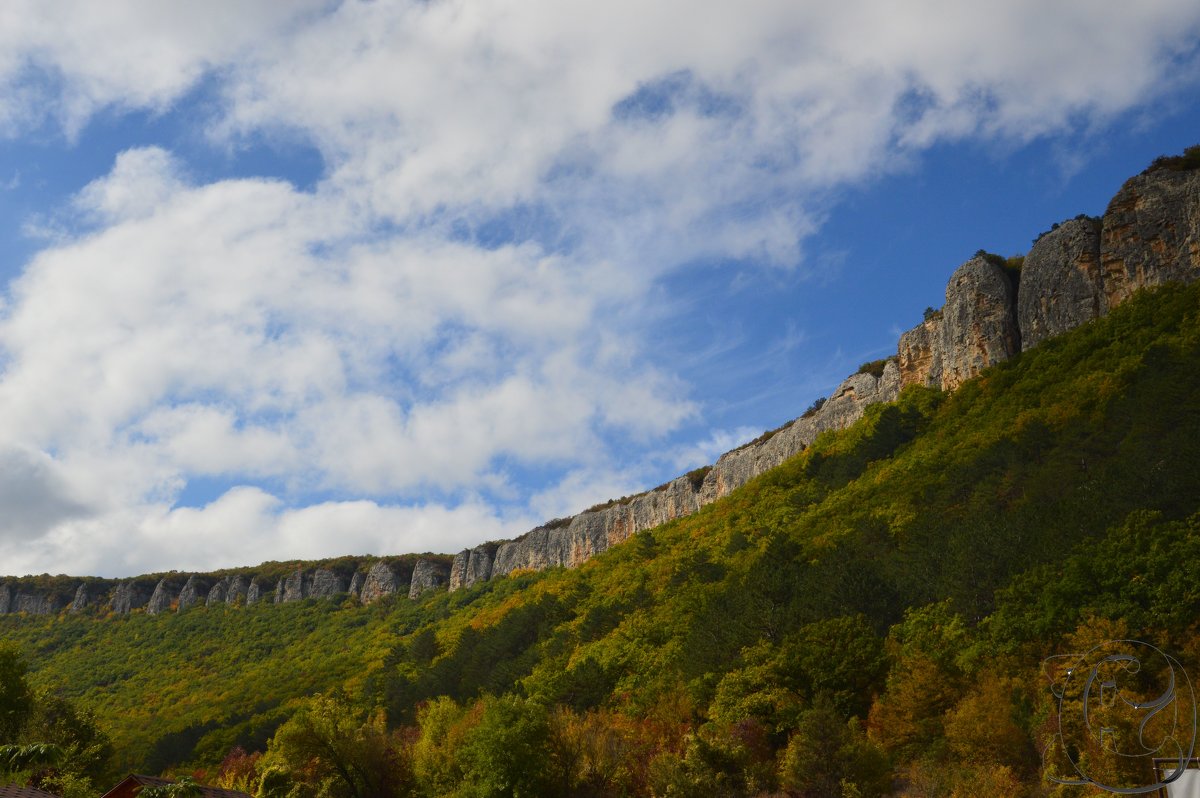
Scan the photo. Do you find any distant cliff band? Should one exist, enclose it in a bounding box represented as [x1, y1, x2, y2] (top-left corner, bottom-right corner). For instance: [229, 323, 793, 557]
[2, 157, 1198, 617]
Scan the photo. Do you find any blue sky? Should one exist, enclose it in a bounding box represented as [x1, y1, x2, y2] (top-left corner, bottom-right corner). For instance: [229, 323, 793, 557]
[1, 0, 1199, 577]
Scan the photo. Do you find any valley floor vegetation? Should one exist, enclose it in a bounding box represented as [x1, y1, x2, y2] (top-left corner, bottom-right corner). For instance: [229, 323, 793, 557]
[4, 281, 1200, 796]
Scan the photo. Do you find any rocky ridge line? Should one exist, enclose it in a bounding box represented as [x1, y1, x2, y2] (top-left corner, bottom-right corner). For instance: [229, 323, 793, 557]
[448, 158, 1200, 591]
[1, 154, 1197, 615]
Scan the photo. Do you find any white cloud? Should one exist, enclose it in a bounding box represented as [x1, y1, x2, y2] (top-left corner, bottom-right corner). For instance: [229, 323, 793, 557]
[0, 1, 1198, 575]
[0, 487, 530, 578]
[0, 1, 325, 137]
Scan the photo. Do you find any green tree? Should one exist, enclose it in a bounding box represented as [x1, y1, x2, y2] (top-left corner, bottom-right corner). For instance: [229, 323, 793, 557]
[779, 700, 890, 798]
[456, 696, 551, 798]
[261, 693, 411, 798]
[0, 743, 65, 775]
[0, 642, 33, 743]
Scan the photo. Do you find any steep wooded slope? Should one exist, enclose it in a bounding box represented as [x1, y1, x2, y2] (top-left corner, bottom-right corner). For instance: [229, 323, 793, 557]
[3, 278, 1199, 781]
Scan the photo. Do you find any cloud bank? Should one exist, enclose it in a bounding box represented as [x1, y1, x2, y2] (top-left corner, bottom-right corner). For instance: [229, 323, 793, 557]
[0, 0, 1197, 576]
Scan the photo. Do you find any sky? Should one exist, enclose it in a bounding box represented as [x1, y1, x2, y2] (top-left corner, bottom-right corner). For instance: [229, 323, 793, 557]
[1, 1, 1199, 578]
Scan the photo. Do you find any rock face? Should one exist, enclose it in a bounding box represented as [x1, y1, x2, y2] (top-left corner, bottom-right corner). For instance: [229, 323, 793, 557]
[348, 572, 364, 599]
[900, 256, 1020, 390]
[307, 569, 345, 598]
[1019, 218, 1105, 350]
[408, 560, 443, 599]
[697, 363, 901, 506]
[492, 474, 700, 579]
[0, 584, 10, 614]
[939, 256, 1021, 390]
[898, 314, 943, 389]
[460, 159, 1200, 592]
[206, 579, 228, 607]
[1101, 167, 1200, 308]
[147, 579, 173, 615]
[449, 545, 497, 591]
[270, 568, 346, 603]
[111, 582, 148, 614]
[459, 362, 903, 590]
[177, 575, 203, 612]
[276, 569, 306, 603]
[360, 562, 399, 604]
[70, 583, 90, 614]
[226, 575, 249, 605]
[13, 592, 57, 615]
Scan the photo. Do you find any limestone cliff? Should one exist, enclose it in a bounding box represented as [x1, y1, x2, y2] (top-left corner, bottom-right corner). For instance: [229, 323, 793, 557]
[898, 255, 1020, 390]
[177, 575, 205, 612]
[1101, 165, 1200, 307]
[70, 583, 90, 614]
[1, 150, 1197, 617]
[309, 569, 346, 598]
[1018, 217, 1104, 350]
[408, 560, 445, 599]
[147, 579, 174, 615]
[110, 581, 149, 615]
[450, 152, 1199, 592]
[359, 561, 400, 604]
[225, 575, 249, 605]
[449, 544, 498, 591]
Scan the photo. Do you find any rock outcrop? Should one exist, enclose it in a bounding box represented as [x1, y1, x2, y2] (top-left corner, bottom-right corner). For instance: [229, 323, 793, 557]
[899, 255, 1020, 390]
[478, 363, 904, 584]
[247, 580, 263, 604]
[408, 560, 443, 599]
[697, 362, 901, 506]
[1101, 167, 1200, 308]
[226, 575, 249, 605]
[455, 157, 1200, 592]
[111, 581, 148, 614]
[449, 545, 497, 591]
[70, 583, 90, 614]
[360, 562, 399, 604]
[0, 584, 10, 614]
[307, 569, 345, 598]
[177, 575, 204, 612]
[275, 569, 306, 603]
[12, 592, 58, 615]
[1018, 218, 1104, 350]
[206, 578, 228, 607]
[146, 579, 173, 615]
[348, 571, 364, 599]
[898, 314, 943, 390]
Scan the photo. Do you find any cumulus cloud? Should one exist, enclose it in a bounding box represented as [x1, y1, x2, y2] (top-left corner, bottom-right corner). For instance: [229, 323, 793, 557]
[0, 1, 1198, 575]
[0, 488, 530, 578]
[0, 446, 88, 541]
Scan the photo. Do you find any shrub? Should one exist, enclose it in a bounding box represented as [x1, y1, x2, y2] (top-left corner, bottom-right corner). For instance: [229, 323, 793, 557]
[686, 466, 712, 491]
[856, 359, 888, 379]
[801, 397, 827, 418]
[1144, 143, 1200, 174]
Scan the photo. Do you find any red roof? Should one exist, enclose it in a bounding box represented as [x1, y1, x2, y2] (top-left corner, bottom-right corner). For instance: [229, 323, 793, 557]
[0, 787, 60, 798]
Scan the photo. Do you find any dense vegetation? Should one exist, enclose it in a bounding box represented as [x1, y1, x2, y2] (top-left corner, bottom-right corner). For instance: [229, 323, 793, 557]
[4, 280, 1200, 796]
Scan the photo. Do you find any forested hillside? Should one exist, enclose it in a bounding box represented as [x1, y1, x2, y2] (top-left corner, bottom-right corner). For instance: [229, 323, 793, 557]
[2, 278, 1200, 796]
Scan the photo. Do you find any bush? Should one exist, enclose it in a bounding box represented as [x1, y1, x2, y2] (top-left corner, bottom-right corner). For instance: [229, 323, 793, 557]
[801, 397, 826, 418]
[1144, 143, 1200, 174]
[856, 359, 888, 379]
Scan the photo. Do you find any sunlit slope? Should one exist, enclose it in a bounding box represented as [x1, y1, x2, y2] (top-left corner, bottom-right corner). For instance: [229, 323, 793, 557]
[3, 280, 1199, 774]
